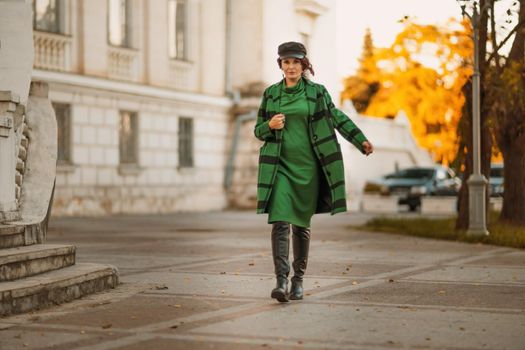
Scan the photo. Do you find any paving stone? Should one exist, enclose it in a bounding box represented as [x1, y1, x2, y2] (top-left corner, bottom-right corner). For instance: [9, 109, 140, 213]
[112, 337, 300, 350]
[0, 328, 97, 350]
[40, 295, 241, 329]
[404, 265, 525, 284]
[122, 271, 350, 299]
[189, 303, 525, 350]
[328, 280, 525, 309]
[461, 251, 525, 267]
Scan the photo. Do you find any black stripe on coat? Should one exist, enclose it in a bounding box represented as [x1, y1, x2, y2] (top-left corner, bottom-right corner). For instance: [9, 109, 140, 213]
[348, 128, 362, 139]
[330, 180, 345, 190]
[320, 152, 342, 166]
[332, 199, 346, 209]
[266, 139, 282, 144]
[257, 183, 272, 188]
[311, 111, 325, 122]
[257, 201, 268, 210]
[314, 134, 337, 147]
[259, 155, 279, 164]
[336, 119, 351, 129]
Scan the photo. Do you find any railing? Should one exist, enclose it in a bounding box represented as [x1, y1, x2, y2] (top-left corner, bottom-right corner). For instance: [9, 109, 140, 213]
[33, 31, 72, 72]
[169, 59, 197, 91]
[107, 46, 140, 82]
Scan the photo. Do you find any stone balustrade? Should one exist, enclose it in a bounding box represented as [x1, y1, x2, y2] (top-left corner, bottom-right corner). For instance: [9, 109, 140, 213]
[107, 46, 140, 82]
[33, 31, 72, 72]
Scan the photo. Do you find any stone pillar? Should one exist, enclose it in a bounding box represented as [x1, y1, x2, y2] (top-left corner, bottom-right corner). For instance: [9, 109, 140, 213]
[0, 92, 20, 222]
[0, 0, 34, 106]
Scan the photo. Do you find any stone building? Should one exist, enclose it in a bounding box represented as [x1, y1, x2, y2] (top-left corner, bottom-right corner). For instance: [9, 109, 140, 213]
[30, 0, 344, 216]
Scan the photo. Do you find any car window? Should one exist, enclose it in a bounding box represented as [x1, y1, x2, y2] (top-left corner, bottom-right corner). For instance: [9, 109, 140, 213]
[389, 168, 434, 179]
[490, 167, 504, 177]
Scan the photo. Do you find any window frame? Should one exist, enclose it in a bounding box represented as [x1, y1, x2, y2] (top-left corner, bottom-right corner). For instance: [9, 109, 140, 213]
[178, 117, 194, 168]
[32, 0, 64, 34]
[167, 0, 189, 61]
[107, 0, 133, 48]
[118, 110, 139, 166]
[52, 101, 73, 166]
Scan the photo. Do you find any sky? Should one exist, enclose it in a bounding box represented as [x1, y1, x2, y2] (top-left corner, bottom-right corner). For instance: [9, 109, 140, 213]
[335, 0, 463, 78]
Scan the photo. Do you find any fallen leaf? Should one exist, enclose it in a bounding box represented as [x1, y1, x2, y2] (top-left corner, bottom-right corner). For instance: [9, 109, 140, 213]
[352, 281, 358, 285]
[170, 325, 178, 329]
[388, 279, 394, 283]
[174, 304, 182, 308]
[459, 327, 465, 331]
[101, 323, 112, 329]
[155, 285, 168, 290]
[249, 262, 255, 266]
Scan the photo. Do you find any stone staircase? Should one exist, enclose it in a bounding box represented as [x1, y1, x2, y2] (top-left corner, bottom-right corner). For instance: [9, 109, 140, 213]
[0, 83, 119, 317]
[0, 223, 119, 316]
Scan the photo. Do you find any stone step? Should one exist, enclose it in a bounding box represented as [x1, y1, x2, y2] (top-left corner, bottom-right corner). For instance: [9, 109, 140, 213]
[0, 244, 76, 281]
[0, 224, 26, 249]
[0, 262, 119, 316]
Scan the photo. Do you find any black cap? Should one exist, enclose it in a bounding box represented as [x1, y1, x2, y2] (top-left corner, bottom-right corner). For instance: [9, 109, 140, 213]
[278, 41, 307, 59]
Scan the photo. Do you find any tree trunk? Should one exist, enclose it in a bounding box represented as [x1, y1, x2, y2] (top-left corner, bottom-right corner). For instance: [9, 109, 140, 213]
[500, 140, 525, 224]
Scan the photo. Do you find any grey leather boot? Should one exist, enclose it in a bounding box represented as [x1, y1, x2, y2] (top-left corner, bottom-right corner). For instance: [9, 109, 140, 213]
[270, 221, 290, 302]
[290, 225, 310, 300]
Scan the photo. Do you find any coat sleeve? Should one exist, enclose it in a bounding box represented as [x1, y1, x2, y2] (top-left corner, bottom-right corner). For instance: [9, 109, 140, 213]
[254, 89, 276, 142]
[321, 85, 368, 154]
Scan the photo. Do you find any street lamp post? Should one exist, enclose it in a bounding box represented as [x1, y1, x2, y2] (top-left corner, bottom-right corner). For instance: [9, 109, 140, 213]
[461, 2, 489, 236]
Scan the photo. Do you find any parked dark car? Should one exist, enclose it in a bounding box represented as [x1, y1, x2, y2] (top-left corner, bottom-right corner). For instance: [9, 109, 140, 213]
[363, 166, 461, 211]
[489, 163, 504, 197]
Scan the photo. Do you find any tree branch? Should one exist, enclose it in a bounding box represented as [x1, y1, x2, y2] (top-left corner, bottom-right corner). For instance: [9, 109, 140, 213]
[490, 0, 501, 68]
[487, 12, 525, 64]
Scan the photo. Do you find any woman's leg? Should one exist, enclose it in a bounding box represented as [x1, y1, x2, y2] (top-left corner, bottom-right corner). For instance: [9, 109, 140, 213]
[270, 221, 290, 302]
[290, 224, 310, 300]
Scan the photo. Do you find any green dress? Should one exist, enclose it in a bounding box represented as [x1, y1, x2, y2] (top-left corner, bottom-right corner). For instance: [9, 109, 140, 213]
[268, 78, 320, 228]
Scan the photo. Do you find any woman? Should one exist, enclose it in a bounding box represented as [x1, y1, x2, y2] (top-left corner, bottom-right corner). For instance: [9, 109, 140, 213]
[254, 41, 373, 303]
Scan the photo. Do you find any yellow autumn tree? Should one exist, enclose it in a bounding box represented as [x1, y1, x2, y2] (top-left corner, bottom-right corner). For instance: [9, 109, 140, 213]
[342, 19, 473, 164]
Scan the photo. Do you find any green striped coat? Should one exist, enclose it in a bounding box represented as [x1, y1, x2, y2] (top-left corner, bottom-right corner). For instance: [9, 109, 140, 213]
[254, 78, 369, 215]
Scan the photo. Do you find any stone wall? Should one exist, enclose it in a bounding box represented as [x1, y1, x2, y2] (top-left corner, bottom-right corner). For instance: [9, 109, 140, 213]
[46, 80, 230, 216]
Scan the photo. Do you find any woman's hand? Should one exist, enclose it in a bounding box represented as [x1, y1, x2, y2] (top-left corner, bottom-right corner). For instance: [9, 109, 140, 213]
[269, 114, 286, 130]
[362, 141, 374, 156]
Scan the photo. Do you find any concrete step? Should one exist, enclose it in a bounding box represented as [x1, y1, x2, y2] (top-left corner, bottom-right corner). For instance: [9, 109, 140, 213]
[0, 262, 119, 316]
[0, 244, 76, 281]
[0, 224, 26, 249]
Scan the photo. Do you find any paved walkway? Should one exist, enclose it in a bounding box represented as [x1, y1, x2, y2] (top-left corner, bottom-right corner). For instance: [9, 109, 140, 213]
[1, 211, 524, 349]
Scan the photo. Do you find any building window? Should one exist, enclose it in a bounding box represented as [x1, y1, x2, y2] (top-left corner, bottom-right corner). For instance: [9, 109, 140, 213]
[108, 0, 132, 47]
[178, 117, 193, 168]
[168, 0, 188, 60]
[119, 110, 138, 164]
[33, 0, 61, 33]
[52, 102, 71, 164]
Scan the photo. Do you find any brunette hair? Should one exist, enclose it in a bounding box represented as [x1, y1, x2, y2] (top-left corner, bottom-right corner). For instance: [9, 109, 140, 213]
[277, 56, 315, 77]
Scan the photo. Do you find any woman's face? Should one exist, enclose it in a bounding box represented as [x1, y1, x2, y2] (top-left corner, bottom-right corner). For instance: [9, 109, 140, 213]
[281, 57, 303, 80]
